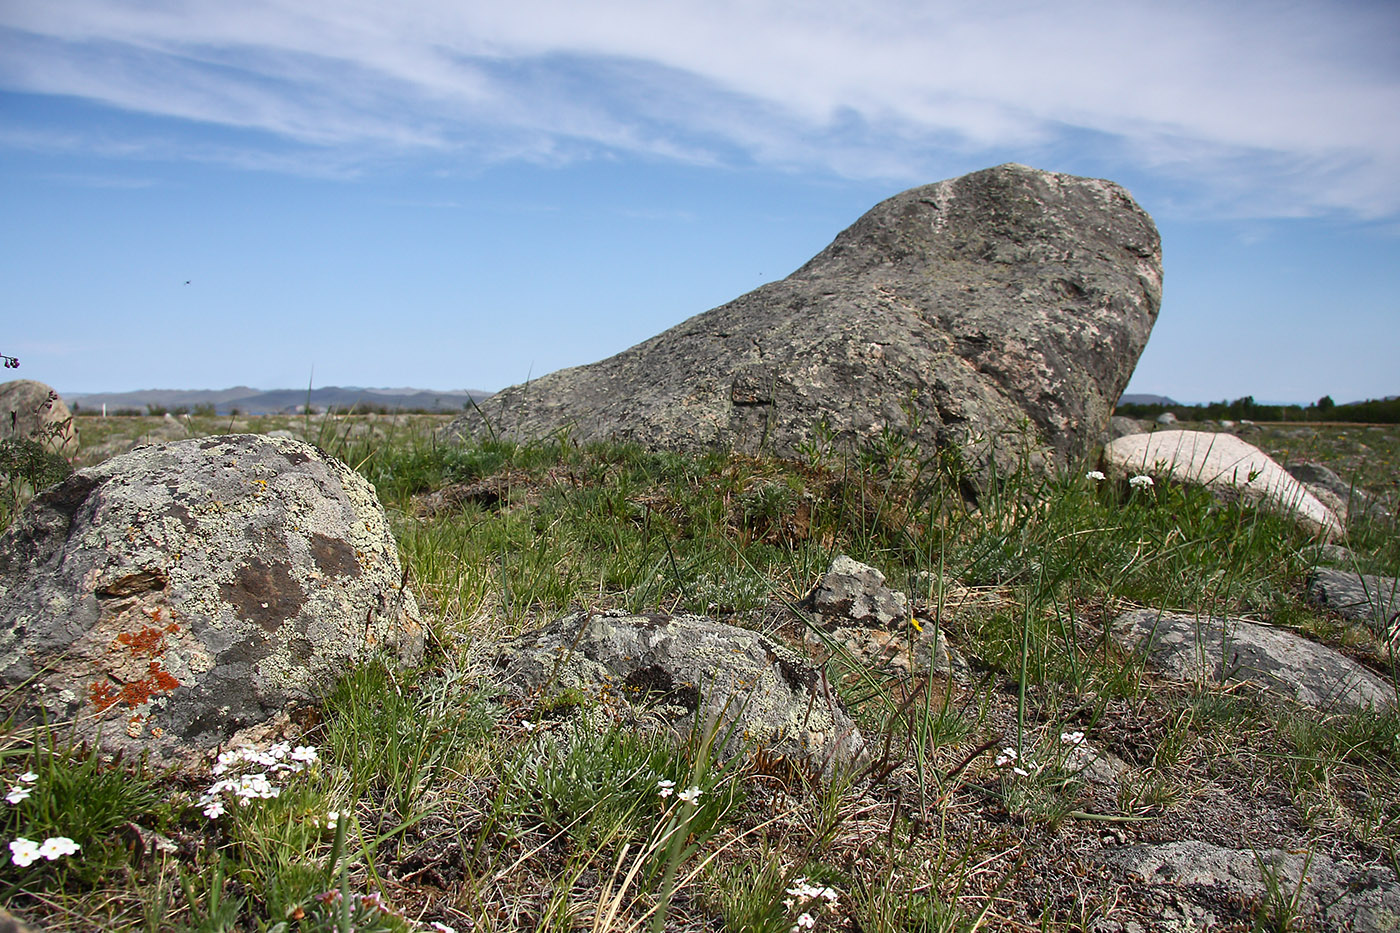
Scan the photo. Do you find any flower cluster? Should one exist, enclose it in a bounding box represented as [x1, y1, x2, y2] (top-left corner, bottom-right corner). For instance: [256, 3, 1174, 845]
[5, 770, 37, 805]
[9, 836, 79, 868]
[1060, 730, 1086, 746]
[5, 771, 81, 869]
[784, 877, 840, 931]
[200, 743, 318, 819]
[994, 747, 1040, 778]
[656, 778, 702, 805]
[1128, 474, 1155, 490]
[1085, 470, 1106, 482]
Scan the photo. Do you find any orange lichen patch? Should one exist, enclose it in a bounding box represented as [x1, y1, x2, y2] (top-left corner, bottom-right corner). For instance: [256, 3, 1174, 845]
[115, 621, 180, 658]
[88, 662, 181, 713]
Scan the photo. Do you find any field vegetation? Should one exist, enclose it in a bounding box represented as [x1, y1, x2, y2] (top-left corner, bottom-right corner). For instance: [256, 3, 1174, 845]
[2, 410, 1398, 931]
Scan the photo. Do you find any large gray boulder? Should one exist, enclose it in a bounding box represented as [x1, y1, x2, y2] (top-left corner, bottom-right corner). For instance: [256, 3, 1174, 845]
[1113, 609, 1393, 710]
[0, 379, 77, 453]
[1103, 430, 1343, 540]
[449, 163, 1161, 488]
[487, 610, 867, 778]
[0, 434, 423, 766]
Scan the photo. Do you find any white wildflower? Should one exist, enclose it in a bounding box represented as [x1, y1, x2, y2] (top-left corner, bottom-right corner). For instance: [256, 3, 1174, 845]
[1085, 470, 1106, 482]
[9, 838, 40, 867]
[656, 779, 676, 798]
[38, 836, 80, 860]
[793, 913, 816, 930]
[1060, 730, 1086, 746]
[6, 785, 32, 805]
[290, 745, 318, 764]
[676, 785, 701, 805]
[17, 772, 37, 784]
[1129, 474, 1154, 490]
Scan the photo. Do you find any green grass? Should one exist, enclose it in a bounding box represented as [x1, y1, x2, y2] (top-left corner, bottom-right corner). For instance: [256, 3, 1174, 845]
[2, 415, 1398, 930]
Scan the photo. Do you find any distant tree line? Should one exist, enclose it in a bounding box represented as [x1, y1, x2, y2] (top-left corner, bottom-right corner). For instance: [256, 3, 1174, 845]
[1116, 394, 1400, 424]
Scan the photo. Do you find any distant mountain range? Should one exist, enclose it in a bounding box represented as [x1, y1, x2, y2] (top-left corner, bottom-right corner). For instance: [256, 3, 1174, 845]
[65, 386, 493, 415]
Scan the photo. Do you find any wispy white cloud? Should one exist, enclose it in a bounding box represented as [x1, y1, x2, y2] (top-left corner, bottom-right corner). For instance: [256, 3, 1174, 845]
[2, 0, 1397, 217]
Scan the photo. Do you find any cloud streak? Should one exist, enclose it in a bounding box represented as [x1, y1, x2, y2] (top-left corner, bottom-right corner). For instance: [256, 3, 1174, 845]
[3, 0, 1397, 216]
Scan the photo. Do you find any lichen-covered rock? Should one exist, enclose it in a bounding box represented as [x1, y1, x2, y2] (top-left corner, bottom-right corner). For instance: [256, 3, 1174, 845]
[1103, 430, 1343, 540]
[803, 555, 964, 680]
[0, 434, 423, 766]
[487, 610, 866, 778]
[0, 379, 77, 453]
[449, 163, 1161, 490]
[810, 555, 910, 629]
[1113, 609, 1393, 710]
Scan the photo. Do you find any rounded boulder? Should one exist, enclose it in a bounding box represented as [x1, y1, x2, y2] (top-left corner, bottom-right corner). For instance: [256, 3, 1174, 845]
[0, 434, 423, 765]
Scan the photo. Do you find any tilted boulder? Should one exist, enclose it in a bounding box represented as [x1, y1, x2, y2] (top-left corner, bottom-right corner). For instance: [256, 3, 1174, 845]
[487, 610, 866, 778]
[1103, 430, 1343, 540]
[0, 434, 423, 766]
[0, 379, 77, 453]
[449, 163, 1161, 488]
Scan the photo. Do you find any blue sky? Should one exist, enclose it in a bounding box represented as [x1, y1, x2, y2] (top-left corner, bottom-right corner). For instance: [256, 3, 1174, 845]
[2, 1, 1397, 404]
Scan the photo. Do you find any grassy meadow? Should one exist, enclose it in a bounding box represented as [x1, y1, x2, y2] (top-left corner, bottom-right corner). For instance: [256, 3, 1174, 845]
[2, 411, 1398, 931]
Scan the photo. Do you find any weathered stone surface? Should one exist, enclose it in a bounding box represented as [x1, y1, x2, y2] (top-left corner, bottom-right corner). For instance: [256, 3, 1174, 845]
[804, 555, 964, 679]
[487, 610, 866, 777]
[1103, 431, 1343, 540]
[1155, 411, 1177, 425]
[1286, 460, 1393, 526]
[1309, 568, 1400, 636]
[0, 434, 423, 765]
[1106, 840, 1400, 932]
[1113, 609, 1393, 710]
[0, 379, 77, 453]
[449, 163, 1161, 488]
[810, 555, 910, 629]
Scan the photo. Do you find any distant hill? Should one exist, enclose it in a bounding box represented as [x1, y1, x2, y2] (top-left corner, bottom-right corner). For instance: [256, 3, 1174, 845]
[65, 386, 493, 415]
[1118, 393, 1180, 407]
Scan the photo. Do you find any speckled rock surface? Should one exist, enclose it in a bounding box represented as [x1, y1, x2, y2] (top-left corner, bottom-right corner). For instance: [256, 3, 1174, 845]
[1113, 609, 1393, 710]
[810, 555, 910, 629]
[448, 163, 1161, 490]
[0, 434, 423, 766]
[487, 610, 866, 778]
[1103, 431, 1343, 540]
[1308, 568, 1400, 636]
[0, 379, 77, 453]
[803, 555, 965, 680]
[1104, 839, 1400, 932]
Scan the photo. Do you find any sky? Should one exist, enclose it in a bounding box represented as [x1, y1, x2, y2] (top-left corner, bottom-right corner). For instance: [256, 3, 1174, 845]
[2, 1, 1397, 405]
